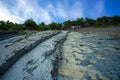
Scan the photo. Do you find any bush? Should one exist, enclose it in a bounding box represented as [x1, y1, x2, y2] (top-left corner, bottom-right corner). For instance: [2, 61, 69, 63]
[23, 19, 38, 30]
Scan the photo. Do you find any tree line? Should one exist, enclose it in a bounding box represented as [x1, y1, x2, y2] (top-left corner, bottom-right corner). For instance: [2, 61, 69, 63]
[0, 15, 120, 31]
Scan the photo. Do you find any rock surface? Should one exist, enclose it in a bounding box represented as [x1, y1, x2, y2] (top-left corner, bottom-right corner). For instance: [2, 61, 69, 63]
[58, 32, 120, 80]
[0, 31, 19, 41]
[0, 31, 68, 80]
[0, 30, 60, 76]
[0, 31, 120, 80]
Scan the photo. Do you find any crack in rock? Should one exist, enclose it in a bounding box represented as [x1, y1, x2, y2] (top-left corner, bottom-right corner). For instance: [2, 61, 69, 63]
[51, 32, 69, 80]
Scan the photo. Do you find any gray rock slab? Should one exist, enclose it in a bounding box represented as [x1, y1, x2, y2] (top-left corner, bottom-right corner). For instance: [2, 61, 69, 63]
[0, 31, 68, 80]
[0, 30, 60, 76]
[58, 32, 120, 80]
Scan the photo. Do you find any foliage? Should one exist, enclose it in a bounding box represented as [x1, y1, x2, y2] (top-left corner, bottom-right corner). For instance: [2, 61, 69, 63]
[0, 15, 120, 32]
[76, 18, 85, 26]
[23, 18, 38, 30]
[63, 20, 71, 29]
[63, 16, 120, 28]
[85, 18, 96, 26]
[38, 22, 50, 31]
[48, 22, 62, 30]
[110, 15, 120, 25]
[0, 20, 23, 31]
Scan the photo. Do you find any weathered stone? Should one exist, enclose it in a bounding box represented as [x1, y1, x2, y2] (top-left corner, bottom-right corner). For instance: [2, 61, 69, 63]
[0, 31, 68, 80]
[0, 31, 120, 80]
[0, 31, 60, 76]
[58, 32, 120, 80]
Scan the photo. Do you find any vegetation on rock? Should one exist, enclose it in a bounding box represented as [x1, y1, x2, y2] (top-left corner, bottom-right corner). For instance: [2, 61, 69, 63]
[0, 16, 120, 32]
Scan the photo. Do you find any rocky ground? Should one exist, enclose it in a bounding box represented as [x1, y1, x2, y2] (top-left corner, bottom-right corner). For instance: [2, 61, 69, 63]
[0, 29, 120, 80]
[0, 31, 19, 41]
[0, 31, 60, 76]
[58, 32, 120, 80]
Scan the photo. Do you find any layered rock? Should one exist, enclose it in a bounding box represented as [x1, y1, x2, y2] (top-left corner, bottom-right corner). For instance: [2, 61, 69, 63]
[0, 31, 60, 76]
[0, 31, 69, 80]
[58, 32, 120, 80]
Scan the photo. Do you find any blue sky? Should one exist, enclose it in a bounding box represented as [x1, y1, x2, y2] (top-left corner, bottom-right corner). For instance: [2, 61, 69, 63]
[0, 0, 120, 24]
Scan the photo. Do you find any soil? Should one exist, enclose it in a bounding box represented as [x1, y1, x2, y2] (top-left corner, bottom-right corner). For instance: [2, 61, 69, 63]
[70, 26, 120, 35]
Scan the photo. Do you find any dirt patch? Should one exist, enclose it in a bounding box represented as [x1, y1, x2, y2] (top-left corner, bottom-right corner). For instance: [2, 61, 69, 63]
[70, 26, 120, 35]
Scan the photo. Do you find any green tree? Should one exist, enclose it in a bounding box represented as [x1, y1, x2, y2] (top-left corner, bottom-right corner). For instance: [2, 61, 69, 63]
[95, 16, 112, 27]
[0, 20, 23, 31]
[0, 21, 6, 30]
[85, 17, 96, 26]
[48, 22, 61, 30]
[57, 23, 62, 30]
[23, 19, 38, 30]
[44, 25, 51, 30]
[38, 22, 50, 31]
[63, 20, 71, 29]
[75, 18, 85, 27]
[110, 15, 120, 25]
[49, 22, 57, 30]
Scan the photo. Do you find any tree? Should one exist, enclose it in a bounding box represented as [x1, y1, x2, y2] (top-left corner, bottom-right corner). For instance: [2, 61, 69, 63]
[0, 21, 6, 30]
[75, 18, 85, 27]
[96, 16, 111, 27]
[38, 22, 50, 31]
[85, 17, 96, 26]
[57, 23, 62, 30]
[23, 19, 38, 30]
[48, 22, 61, 30]
[63, 20, 71, 29]
[110, 15, 120, 25]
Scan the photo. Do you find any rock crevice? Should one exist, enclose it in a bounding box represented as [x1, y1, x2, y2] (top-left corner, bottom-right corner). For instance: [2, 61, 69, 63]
[51, 32, 69, 80]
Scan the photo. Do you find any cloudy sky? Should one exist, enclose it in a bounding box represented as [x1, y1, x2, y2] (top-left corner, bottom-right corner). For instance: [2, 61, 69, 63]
[0, 0, 120, 24]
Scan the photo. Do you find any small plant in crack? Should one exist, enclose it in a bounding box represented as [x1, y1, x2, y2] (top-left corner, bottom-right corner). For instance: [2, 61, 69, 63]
[97, 41, 101, 44]
[13, 38, 23, 43]
[4, 44, 10, 48]
[79, 44, 84, 46]
[13, 48, 18, 53]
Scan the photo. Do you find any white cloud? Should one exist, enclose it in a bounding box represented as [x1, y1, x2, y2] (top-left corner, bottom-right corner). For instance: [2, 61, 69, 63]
[48, 4, 56, 16]
[14, 0, 52, 24]
[0, 0, 52, 24]
[0, 1, 21, 23]
[55, 0, 83, 20]
[12, 16, 24, 22]
[56, 4, 68, 18]
[0, 0, 106, 24]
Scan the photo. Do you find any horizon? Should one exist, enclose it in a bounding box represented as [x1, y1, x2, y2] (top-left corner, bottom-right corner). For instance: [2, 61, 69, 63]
[0, 0, 120, 24]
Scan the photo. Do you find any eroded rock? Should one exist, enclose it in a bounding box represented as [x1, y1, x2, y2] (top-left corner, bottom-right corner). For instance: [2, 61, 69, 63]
[0, 31, 60, 76]
[58, 32, 120, 80]
[0, 31, 68, 80]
